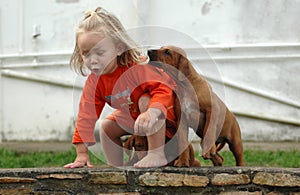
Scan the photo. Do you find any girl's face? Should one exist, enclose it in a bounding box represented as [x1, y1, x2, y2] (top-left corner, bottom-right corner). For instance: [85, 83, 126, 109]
[78, 32, 123, 75]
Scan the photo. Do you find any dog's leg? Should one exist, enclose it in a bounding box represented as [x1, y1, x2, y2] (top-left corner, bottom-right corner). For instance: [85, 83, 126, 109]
[200, 138, 222, 166]
[207, 142, 224, 166]
[195, 88, 219, 160]
[188, 144, 201, 167]
[201, 94, 228, 163]
[173, 97, 191, 167]
[228, 118, 245, 166]
[174, 114, 191, 167]
[201, 108, 218, 159]
[210, 152, 224, 166]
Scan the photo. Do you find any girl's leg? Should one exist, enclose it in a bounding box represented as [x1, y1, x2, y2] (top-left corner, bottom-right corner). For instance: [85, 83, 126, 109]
[134, 123, 168, 167]
[100, 119, 129, 167]
[134, 95, 168, 168]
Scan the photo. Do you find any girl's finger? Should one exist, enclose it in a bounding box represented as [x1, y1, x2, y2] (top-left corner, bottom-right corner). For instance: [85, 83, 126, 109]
[64, 163, 73, 168]
[134, 117, 145, 135]
[64, 161, 87, 169]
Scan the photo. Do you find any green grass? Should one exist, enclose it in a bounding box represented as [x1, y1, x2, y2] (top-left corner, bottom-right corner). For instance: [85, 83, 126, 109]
[196, 149, 300, 168]
[0, 148, 103, 168]
[0, 148, 299, 168]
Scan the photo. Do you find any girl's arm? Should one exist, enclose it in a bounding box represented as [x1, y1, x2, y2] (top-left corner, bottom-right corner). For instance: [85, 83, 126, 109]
[72, 74, 105, 144]
[65, 74, 105, 168]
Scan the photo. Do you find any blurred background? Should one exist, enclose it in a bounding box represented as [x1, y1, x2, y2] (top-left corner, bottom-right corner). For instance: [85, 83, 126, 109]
[0, 0, 299, 143]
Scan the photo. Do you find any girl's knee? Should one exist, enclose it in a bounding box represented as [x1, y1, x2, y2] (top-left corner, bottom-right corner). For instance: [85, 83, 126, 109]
[100, 119, 114, 136]
[138, 94, 150, 112]
[100, 119, 130, 139]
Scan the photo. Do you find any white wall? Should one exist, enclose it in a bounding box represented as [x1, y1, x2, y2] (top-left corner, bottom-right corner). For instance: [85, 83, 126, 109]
[0, 0, 299, 141]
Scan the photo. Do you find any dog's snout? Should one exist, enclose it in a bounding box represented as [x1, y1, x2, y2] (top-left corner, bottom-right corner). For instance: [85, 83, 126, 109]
[147, 49, 157, 61]
[147, 49, 164, 68]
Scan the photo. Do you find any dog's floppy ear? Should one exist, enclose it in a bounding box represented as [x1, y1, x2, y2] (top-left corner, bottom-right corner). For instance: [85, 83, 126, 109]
[124, 136, 137, 162]
[124, 136, 135, 155]
[177, 55, 191, 81]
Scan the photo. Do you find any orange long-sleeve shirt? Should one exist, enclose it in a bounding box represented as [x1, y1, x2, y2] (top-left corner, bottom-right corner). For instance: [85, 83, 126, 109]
[72, 63, 177, 144]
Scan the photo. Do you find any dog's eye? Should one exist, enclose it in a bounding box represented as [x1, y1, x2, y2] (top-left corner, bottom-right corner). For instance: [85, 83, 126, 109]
[164, 49, 171, 56]
[136, 143, 144, 149]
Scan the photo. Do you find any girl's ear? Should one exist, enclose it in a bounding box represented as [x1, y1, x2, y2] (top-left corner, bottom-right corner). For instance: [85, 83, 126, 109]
[116, 43, 125, 56]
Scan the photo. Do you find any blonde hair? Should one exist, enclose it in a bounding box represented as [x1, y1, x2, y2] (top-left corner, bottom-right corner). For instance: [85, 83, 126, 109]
[70, 7, 141, 76]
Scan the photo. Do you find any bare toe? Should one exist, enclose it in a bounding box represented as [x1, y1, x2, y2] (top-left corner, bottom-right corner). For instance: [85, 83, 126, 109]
[134, 153, 167, 168]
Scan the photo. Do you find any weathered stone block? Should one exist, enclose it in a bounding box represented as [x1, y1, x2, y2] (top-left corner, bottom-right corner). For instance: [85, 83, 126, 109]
[183, 174, 210, 187]
[36, 173, 83, 179]
[220, 191, 262, 195]
[266, 192, 285, 195]
[0, 188, 32, 195]
[88, 172, 127, 184]
[253, 172, 300, 187]
[157, 173, 184, 187]
[139, 172, 209, 187]
[98, 193, 139, 195]
[138, 172, 158, 186]
[0, 177, 37, 183]
[212, 173, 250, 186]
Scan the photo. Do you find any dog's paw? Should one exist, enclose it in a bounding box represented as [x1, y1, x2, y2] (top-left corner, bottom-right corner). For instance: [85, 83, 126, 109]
[173, 159, 190, 167]
[202, 152, 211, 160]
[211, 153, 224, 166]
[202, 145, 217, 159]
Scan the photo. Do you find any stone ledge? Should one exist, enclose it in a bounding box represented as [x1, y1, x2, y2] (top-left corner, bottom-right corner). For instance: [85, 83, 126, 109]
[0, 166, 299, 194]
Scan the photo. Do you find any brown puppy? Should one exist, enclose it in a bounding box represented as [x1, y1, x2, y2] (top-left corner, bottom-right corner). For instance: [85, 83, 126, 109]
[148, 46, 245, 166]
[124, 135, 200, 167]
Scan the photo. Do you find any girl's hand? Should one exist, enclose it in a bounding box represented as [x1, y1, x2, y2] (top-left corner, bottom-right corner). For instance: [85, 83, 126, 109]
[134, 108, 165, 135]
[64, 143, 93, 168]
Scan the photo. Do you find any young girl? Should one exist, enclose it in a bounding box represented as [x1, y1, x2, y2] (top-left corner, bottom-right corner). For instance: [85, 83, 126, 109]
[64, 7, 177, 168]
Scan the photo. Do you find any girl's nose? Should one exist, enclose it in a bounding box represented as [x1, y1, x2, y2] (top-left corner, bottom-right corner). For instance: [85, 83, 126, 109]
[89, 53, 98, 63]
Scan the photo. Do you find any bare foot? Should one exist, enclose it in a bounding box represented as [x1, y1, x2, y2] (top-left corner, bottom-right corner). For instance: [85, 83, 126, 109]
[134, 152, 168, 168]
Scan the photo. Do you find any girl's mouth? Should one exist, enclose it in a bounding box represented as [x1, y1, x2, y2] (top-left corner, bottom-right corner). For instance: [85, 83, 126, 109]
[89, 64, 104, 75]
[91, 68, 102, 75]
